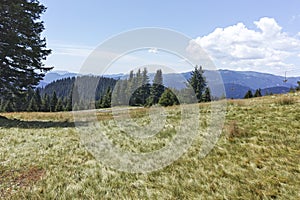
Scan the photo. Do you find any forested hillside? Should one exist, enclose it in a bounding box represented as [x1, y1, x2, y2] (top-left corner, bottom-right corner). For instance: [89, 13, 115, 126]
[0, 76, 116, 112]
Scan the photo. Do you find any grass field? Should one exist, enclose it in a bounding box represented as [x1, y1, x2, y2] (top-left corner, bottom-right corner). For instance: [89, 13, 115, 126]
[0, 93, 299, 199]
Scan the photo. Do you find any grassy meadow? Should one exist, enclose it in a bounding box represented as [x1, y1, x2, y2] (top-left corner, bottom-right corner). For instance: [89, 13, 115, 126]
[0, 93, 299, 199]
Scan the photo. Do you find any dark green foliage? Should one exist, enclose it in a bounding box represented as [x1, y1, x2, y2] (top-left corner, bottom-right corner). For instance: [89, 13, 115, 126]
[65, 93, 72, 111]
[202, 87, 212, 102]
[0, 0, 52, 100]
[158, 88, 179, 107]
[128, 68, 151, 106]
[41, 94, 50, 112]
[41, 76, 116, 101]
[0, 66, 213, 112]
[34, 89, 42, 111]
[2, 101, 14, 112]
[188, 66, 207, 102]
[244, 90, 253, 99]
[148, 69, 165, 106]
[27, 97, 38, 112]
[50, 92, 58, 112]
[100, 88, 112, 108]
[254, 88, 262, 97]
[55, 99, 64, 112]
[296, 81, 300, 91]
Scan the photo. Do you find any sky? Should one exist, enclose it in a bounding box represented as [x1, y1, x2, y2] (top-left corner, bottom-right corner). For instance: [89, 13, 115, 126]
[39, 0, 300, 76]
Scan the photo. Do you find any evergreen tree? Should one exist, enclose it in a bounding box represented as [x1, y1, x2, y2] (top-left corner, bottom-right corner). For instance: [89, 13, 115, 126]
[25, 88, 35, 111]
[0, 0, 52, 100]
[244, 90, 253, 99]
[188, 65, 207, 102]
[202, 87, 211, 102]
[50, 91, 58, 112]
[3, 101, 14, 112]
[27, 97, 38, 112]
[34, 88, 42, 111]
[101, 88, 112, 108]
[254, 88, 262, 97]
[296, 81, 300, 91]
[65, 92, 73, 111]
[0, 99, 4, 112]
[139, 68, 151, 105]
[111, 80, 123, 106]
[158, 88, 179, 107]
[41, 93, 50, 112]
[148, 69, 165, 105]
[55, 98, 64, 112]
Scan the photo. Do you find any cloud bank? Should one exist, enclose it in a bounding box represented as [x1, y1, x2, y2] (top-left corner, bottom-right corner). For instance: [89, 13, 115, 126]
[193, 17, 300, 75]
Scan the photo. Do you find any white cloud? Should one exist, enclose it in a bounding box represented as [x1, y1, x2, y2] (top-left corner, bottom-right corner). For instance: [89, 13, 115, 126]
[148, 48, 158, 54]
[192, 17, 300, 74]
[50, 43, 94, 57]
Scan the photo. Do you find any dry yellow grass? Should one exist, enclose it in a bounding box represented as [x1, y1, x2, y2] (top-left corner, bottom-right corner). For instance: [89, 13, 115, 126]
[0, 93, 299, 199]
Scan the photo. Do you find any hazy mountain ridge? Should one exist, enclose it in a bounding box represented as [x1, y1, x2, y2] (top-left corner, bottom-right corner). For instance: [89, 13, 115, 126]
[39, 70, 299, 99]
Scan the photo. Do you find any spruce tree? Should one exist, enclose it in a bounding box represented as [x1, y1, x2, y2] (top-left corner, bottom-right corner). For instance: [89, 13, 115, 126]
[149, 69, 165, 105]
[101, 88, 112, 108]
[158, 88, 179, 107]
[3, 101, 14, 112]
[202, 87, 211, 102]
[65, 92, 73, 111]
[188, 65, 207, 102]
[254, 88, 262, 97]
[27, 97, 38, 112]
[140, 68, 151, 105]
[50, 91, 58, 112]
[55, 98, 64, 112]
[296, 81, 300, 91]
[41, 94, 50, 112]
[0, 0, 52, 100]
[34, 89, 42, 111]
[244, 90, 253, 99]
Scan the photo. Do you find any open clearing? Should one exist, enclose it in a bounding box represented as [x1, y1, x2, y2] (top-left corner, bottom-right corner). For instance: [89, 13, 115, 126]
[0, 93, 299, 199]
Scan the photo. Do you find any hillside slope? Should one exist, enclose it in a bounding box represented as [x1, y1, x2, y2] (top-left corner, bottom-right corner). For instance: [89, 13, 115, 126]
[0, 93, 299, 199]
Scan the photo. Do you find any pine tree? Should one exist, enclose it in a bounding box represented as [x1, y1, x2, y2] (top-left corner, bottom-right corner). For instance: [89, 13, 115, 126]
[27, 97, 38, 112]
[111, 80, 122, 106]
[188, 65, 207, 102]
[41, 94, 50, 112]
[296, 81, 300, 91]
[55, 98, 64, 112]
[25, 88, 35, 111]
[139, 68, 151, 105]
[3, 101, 14, 112]
[254, 88, 262, 97]
[101, 88, 112, 108]
[158, 88, 179, 107]
[244, 90, 253, 99]
[50, 91, 58, 112]
[0, 0, 52, 100]
[65, 92, 72, 111]
[148, 69, 165, 105]
[34, 88, 42, 111]
[202, 87, 211, 102]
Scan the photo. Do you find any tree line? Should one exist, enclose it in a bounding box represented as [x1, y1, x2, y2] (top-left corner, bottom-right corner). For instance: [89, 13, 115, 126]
[96, 66, 211, 109]
[0, 66, 211, 112]
[244, 81, 300, 99]
[0, 76, 117, 112]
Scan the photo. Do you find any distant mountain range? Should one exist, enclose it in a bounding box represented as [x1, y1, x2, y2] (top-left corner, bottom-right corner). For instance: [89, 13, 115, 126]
[39, 70, 299, 99]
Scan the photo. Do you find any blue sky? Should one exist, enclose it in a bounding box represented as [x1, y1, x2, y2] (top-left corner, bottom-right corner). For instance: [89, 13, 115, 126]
[40, 0, 300, 76]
